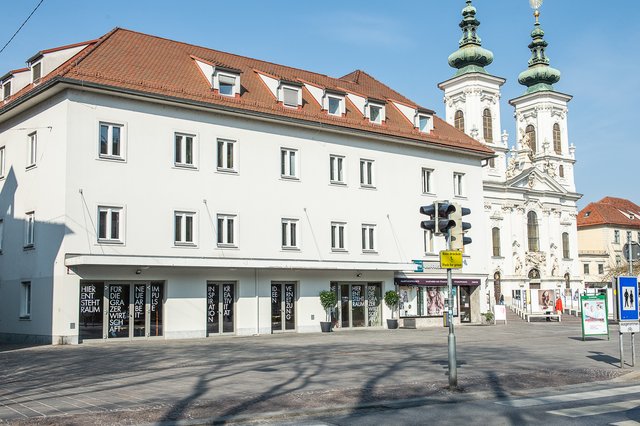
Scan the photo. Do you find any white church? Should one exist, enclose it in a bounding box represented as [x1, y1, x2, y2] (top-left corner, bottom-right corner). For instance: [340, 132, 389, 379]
[438, 1, 583, 308]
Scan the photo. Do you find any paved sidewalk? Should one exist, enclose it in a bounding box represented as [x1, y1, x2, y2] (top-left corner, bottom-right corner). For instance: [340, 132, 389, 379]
[0, 311, 636, 425]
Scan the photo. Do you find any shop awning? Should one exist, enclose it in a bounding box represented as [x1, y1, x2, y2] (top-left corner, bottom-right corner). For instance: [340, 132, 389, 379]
[394, 277, 481, 286]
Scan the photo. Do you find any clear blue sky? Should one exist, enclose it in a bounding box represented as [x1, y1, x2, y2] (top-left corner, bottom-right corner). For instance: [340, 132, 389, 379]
[1, 0, 636, 209]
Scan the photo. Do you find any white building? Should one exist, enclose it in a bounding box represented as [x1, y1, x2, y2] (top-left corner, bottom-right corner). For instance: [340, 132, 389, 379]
[0, 28, 492, 344]
[438, 2, 583, 309]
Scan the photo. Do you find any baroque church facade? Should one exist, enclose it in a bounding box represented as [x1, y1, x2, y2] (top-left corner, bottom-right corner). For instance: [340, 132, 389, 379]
[439, 1, 583, 305]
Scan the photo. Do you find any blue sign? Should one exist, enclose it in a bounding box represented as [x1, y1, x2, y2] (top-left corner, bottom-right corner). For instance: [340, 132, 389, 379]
[412, 260, 424, 273]
[618, 276, 639, 321]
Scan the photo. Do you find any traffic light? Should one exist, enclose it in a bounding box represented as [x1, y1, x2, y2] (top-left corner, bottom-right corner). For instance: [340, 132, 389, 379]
[450, 203, 472, 251]
[420, 201, 457, 235]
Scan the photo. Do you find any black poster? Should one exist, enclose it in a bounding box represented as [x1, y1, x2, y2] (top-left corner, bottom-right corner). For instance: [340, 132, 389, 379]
[79, 283, 104, 340]
[207, 283, 219, 334]
[222, 284, 234, 333]
[150, 282, 163, 337]
[108, 284, 129, 338]
[284, 284, 295, 330]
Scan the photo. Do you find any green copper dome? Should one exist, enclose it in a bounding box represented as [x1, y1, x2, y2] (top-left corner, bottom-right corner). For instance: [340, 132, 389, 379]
[448, 0, 494, 76]
[518, 20, 561, 94]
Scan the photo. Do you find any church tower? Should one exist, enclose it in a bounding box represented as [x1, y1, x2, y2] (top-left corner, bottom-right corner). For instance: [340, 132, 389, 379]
[508, 5, 576, 192]
[438, 0, 508, 183]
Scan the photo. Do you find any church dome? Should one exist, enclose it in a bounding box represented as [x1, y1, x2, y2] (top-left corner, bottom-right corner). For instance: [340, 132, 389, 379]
[518, 19, 561, 94]
[448, 0, 494, 76]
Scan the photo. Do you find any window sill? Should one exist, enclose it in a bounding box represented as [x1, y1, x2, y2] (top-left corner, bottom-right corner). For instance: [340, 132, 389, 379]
[331, 248, 348, 253]
[422, 192, 436, 197]
[282, 247, 300, 252]
[217, 244, 238, 249]
[174, 242, 197, 248]
[491, 256, 504, 260]
[280, 176, 300, 182]
[360, 185, 376, 190]
[23, 245, 35, 251]
[97, 239, 124, 245]
[174, 163, 198, 170]
[216, 168, 238, 175]
[19, 316, 31, 321]
[97, 156, 126, 163]
[25, 164, 37, 171]
[330, 181, 347, 186]
[362, 250, 378, 255]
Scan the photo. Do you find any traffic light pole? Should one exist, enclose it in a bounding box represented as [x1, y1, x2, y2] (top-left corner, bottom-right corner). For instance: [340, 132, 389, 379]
[447, 230, 457, 390]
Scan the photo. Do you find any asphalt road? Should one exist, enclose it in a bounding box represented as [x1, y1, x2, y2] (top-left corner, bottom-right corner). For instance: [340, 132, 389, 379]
[0, 310, 637, 425]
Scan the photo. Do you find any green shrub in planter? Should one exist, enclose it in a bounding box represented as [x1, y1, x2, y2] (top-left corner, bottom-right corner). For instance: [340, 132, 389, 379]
[319, 290, 337, 322]
[384, 290, 400, 320]
[482, 311, 494, 324]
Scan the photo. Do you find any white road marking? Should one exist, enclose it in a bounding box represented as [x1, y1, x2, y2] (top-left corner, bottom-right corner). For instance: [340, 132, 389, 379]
[547, 399, 640, 418]
[610, 421, 640, 426]
[496, 385, 640, 408]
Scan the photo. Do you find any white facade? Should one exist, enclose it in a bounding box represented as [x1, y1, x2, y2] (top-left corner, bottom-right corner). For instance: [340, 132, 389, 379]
[0, 83, 490, 343]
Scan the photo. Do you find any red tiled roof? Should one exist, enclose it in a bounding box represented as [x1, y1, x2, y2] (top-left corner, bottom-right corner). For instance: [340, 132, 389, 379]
[1, 28, 493, 156]
[577, 197, 640, 229]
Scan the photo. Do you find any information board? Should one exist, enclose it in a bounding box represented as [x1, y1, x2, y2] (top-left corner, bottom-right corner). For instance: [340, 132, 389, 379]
[580, 294, 609, 340]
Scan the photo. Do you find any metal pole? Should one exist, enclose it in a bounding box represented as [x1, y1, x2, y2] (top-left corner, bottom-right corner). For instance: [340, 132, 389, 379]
[447, 230, 457, 389]
[632, 333, 636, 367]
[628, 232, 633, 276]
[620, 331, 625, 369]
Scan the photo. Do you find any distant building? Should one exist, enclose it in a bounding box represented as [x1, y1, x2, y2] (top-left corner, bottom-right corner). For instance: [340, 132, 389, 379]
[577, 197, 640, 288]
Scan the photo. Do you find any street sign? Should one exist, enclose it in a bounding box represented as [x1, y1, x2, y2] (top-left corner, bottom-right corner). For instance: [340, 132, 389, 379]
[619, 321, 640, 333]
[623, 242, 640, 262]
[440, 250, 462, 269]
[412, 259, 424, 273]
[618, 276, 639, 321]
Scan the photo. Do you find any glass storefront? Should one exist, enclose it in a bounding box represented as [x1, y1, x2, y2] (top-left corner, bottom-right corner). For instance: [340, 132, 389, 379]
[207, 281, 235, 335]
[331, 282, 382, 328]
[79, 281, 164, 341]
[271, 282, 296, 332]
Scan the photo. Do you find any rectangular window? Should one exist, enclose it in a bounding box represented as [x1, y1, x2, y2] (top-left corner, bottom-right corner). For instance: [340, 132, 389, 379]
[281, 219, 298, 249]
[328, 96, 341, 116]
[583, 263, 589, 275]
[614, 230, 620, 244]
[217, 139, 236, 171]
[281, 148, 298, 179]
[360, 159, 374, 187]
[369, 105, 382, 124]
[216, 214, 236, 247]
[0, 146, 5, 178]
[32, 62, 42, 83]
[174, 133, 195, 167]
[20, 281, 31, 319]
[423, 229, 434, 253]
[218, 73, 237, 96]
[24, 211, 35, 248]
[97, 206, 122, 243]
[598, 264, 604, 275]
[27, 132, 37, 168]
[282, 87, 299, 107]
[99, 122, 123, 160]
[361, 224, 376, 252]
[329, 155, 344, 184]
[418, 114, 430, 132]
[174, 211, 195, 245]
[421, 168, 432, 194]
[2, 81, 11, 100]
[453, 172, 464, 197]
[331, 222, 346, 251]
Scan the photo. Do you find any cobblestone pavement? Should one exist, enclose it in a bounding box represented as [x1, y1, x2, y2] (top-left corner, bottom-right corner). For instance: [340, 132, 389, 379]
[0, 311, 637, 424]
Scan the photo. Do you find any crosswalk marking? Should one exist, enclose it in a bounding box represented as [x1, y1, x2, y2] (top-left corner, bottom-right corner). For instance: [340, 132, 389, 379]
[496, 385, 640, 408]
[547, 399, 640, 418]
[610, 421, 640, 426]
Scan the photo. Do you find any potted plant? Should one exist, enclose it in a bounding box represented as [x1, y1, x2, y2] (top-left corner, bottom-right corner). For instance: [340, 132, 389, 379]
[384, 290, 400, 329]
[319, 290, 337, 332]
[481, 311, 495, 325]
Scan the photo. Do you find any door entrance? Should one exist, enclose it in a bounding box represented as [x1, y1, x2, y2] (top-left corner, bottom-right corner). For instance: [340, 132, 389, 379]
[78, 281, 164, 341]
[459, 286, 472, 323]
[207, 282, 235, 335]
[271, 282, 296, 332]
[332, 282, 382, 328]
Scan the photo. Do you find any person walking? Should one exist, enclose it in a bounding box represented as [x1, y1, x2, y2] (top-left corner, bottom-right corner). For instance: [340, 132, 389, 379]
[555, 296, 564, 320]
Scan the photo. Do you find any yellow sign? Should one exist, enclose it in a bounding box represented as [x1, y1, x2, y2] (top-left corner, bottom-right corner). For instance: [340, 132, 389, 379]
[440, 250, 463, 269]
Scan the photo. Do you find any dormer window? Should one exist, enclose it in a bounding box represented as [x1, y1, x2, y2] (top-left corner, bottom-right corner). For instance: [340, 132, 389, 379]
[279, 82, 302, 108]
[213, 68, 241, 97]
[324, 91, 345, 116]
[416, 113, 432, 133]
[366, 100, 385, 124]
[31, 62, 42, 84]
[2, 81, 10, 100]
